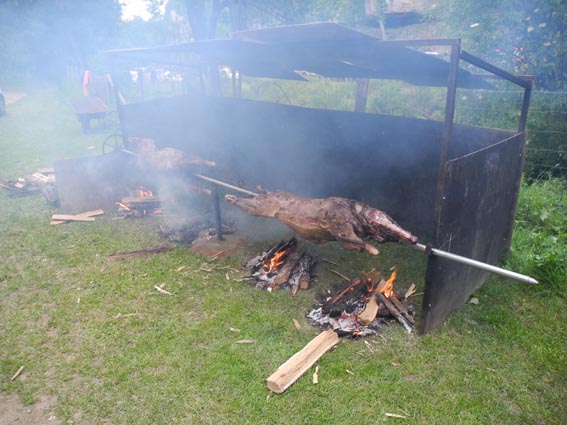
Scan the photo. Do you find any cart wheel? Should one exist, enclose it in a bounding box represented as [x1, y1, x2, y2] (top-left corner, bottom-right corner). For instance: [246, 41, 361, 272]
[102, 134, 124, 154]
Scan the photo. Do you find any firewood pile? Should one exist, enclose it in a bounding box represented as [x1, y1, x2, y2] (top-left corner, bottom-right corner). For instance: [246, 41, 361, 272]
[0, 168, 56, 202]
[242, 237, 316, 295]
[307, 269, 416, 336]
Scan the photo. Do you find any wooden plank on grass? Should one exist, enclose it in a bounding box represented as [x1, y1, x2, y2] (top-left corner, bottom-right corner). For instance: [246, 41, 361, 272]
[266, 330, 339, 394]
[51, 209, 104, 225]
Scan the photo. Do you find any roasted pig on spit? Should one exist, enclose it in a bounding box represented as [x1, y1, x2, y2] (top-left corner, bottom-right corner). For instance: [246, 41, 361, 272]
[129, 137, 215, 170]
[225, 189, 417, 255]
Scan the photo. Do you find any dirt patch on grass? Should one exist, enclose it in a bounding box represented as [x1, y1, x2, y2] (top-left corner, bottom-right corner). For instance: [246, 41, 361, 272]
[0, 391, 59, 424]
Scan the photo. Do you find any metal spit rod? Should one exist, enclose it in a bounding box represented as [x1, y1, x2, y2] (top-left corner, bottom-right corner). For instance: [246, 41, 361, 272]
[194, 174, 259, 197]
[194, 174, 538, 285]
[410, 243, 538, 285]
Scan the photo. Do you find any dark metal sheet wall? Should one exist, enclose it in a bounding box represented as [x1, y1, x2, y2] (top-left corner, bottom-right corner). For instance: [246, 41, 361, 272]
[119, 95, 446, 236]
[420, 133, 526, 333]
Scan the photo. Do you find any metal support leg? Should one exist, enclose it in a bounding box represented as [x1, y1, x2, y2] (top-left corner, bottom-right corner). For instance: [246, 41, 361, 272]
[212, 188, 224, 241]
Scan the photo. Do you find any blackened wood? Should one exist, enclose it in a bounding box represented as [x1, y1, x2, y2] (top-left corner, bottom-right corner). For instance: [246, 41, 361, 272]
[378, 293, 413, 333]
[388, 294, 415, 325]
[328, 277, 362, 305]
[288, 254, 315, 294]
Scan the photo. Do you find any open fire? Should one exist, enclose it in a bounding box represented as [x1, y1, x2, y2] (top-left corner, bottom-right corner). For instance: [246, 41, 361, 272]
[116, 186, 162, 218]
[244, 238, 316, 295]
[307, 268, 415, 337]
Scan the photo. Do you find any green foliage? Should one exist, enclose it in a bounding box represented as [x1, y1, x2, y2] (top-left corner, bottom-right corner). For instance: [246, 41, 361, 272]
[0, 0, 122, 82]
[428, 0, 567, 90]
[507, 178, 567, 295]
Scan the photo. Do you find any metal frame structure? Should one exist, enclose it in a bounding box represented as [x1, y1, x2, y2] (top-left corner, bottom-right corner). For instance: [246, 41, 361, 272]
[106, 25, 533, 333]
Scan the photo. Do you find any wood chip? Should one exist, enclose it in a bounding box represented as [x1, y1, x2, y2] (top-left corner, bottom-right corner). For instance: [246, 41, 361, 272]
[330, 269, 351, 282]
[176, 266, 187, 272]
[206, 251, 224, 262]
[114, 313, 138, 319]
[229, 327, 241, 333]
[153, 285, 173, 296]
[312, 365, 319, 384]
[321, 257, 338, 266]
[292, 319, 302, 330]
[345, 369, 355, 376]
[235, 339, 256, 344]
[404, 283, 416, 299]
[385, 413, 408, 419]
[11, 366, 25, 381]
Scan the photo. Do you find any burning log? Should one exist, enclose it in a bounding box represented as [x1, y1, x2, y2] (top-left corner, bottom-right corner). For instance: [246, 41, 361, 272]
[307, 269, 414, 337]
[266, 329, 339, 394]
[116, 186, 162, 218]
[245, 238, 316, 294]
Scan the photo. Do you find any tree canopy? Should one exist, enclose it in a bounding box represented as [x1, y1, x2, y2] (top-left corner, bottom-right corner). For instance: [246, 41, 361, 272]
[0, 0, 121, 81]
[429, 0, 567, 90]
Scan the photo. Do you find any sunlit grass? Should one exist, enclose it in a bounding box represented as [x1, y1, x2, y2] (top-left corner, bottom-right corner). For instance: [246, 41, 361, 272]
[0, 87, 565, 424]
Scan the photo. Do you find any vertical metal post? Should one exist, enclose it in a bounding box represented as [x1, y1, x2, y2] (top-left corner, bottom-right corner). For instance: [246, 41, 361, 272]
[354, 79, 369, 112]
[231, 67, 237, 97]
[212, 188, 224, 241]
[434, 40, 461, 242]
[518, 77, 533, 133]
[238, 72, 242, 98]
[502, 77, 533, 256]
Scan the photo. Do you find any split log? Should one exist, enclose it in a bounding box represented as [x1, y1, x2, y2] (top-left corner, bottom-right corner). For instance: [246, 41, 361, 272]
[288, 254, 315, 295]
[106, 246, 172, 260]
[357, 295, 379, 326]
[377, 293, 413, 333]
[388, 293, 415, 325]
[51, 209, 104, 225]
[267, 330, 339, 394]
[51, 214, 96, 222]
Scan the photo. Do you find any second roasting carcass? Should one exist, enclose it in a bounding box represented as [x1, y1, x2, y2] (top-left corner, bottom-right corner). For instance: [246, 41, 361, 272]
[225, 189, 418, 255]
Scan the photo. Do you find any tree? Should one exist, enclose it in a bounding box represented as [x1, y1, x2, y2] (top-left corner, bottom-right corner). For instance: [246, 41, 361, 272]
[429, 0, 567, 90]
[0, 0, 122, 81]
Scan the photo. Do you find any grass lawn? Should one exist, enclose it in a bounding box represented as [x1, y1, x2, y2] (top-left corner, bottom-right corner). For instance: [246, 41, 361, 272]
[0, 86, 565, 424]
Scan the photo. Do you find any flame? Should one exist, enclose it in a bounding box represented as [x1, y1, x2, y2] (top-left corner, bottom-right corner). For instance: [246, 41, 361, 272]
[263, 250, 287, 274]
[381, 268, 397, 298]
[137, 186, 153, 198]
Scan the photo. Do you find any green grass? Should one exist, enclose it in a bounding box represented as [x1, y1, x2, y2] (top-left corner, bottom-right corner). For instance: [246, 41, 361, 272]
[0, 87, 566, 424]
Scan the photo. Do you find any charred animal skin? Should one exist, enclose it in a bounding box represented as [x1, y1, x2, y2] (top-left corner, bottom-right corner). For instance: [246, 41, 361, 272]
[225, 190, 418, 255]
